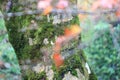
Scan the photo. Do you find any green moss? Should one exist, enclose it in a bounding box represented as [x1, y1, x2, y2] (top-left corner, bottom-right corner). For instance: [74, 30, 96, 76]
[52, 41, 97, 80]
[3, 1, 97, 78]
[52, 50, 86, 80]
[5, 12, 81, 61]
[6, 16, 31, 60]
[89, 73, 98, 80]
[23, 70, 47, 80]
[5, 14, 98, 79]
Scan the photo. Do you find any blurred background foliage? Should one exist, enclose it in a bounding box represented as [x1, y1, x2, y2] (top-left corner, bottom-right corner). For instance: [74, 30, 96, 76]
[0, 11, 21, 79]
[82, 20, 120, 80]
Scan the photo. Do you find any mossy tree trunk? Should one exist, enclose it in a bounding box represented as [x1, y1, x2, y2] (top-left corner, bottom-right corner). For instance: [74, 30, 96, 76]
[1, 0, 97, 80]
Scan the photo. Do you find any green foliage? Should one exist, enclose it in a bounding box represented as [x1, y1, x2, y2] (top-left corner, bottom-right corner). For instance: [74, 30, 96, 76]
[83, 22, 120, 80]
[52, 50, 96, 80]
[6, 16, 31, 60]
[81, 21, 110, 43]
[23, 70, 47, 80]
[0, 11, 21, 79]
[89, 73, 98, 80]
[52, 53, 83, 80]
[5, 11, 81, 60]
[5, 13, 98, 79]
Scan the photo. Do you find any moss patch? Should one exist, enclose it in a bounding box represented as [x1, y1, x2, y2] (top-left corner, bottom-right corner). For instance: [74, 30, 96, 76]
[23, 70, 47, 80]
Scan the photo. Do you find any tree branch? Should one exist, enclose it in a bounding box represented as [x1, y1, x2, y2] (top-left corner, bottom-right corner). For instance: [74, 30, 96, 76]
[0, 8, 117, 19]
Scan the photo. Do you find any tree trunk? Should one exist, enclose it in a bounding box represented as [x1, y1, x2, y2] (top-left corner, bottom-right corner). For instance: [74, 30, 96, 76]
[0, 0, 98, 80]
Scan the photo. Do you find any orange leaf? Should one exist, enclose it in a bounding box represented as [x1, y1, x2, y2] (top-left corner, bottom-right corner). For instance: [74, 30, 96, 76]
[43, 6, 53, 15]
[116, 10, 120, 17]
[70, 25, 82, 36]
[64, 28, 72, 37]
[53, 53, 64, 68]
[54, 42, 61, 53]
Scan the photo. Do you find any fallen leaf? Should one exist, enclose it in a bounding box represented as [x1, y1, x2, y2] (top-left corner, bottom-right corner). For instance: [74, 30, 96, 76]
[70, 25, 82, 36]
[64, 28, 72, 37]
[43, 6, 53, 15]
[53, 53, 64, 68]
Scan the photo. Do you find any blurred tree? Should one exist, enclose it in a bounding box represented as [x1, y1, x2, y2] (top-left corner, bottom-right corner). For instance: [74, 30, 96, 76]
[0, 11, 21, 80]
